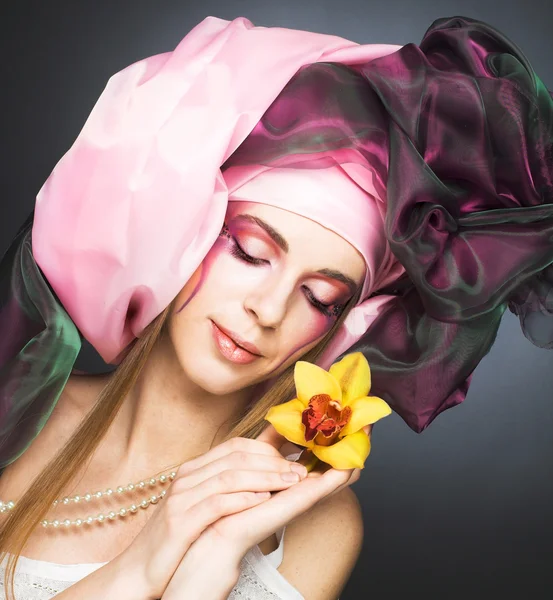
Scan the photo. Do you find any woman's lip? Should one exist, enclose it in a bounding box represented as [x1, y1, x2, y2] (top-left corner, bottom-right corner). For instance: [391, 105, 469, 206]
[212, 320, 263, 356]
[210, 320, 262, 365]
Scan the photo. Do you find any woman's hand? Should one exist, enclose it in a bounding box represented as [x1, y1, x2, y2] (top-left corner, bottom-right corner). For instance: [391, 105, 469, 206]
[202, 423, 369, 558]
[117, 435, 312, 600]
[161, 423, 372, 598]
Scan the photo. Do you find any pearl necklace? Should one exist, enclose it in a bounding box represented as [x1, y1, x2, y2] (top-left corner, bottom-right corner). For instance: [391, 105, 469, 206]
[0, 469, 177, 529]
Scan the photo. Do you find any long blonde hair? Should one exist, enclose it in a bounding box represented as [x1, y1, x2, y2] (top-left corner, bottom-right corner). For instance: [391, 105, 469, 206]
[0, 287, 361, 599]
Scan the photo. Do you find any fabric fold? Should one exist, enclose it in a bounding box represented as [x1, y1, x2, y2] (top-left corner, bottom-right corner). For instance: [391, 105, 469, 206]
[1, 14, 552, 470]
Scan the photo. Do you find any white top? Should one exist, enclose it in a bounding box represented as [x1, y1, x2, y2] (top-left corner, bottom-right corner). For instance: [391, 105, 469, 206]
[0, 525, 306, 599]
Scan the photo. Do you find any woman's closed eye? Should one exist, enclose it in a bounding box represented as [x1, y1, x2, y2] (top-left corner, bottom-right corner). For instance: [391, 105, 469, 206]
[302, 285, 345, 318]
[229, 235, 268, 266]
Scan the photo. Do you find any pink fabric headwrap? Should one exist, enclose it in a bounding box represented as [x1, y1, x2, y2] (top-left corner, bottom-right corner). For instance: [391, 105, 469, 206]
[32, 16, 403, 365]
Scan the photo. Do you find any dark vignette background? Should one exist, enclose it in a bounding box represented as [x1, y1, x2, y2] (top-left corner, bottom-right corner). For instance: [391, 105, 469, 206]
[1, 1, 552, 599]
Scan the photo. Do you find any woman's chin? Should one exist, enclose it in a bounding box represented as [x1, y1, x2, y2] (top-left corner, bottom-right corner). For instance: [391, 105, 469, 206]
[180, 354, 259, 396]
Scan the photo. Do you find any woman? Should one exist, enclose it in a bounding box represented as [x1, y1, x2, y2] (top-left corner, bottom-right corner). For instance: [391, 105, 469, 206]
[0, 13, 552, 600]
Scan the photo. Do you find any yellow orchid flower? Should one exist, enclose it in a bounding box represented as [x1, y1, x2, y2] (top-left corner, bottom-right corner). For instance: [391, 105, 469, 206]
[264, 353, 391, 471]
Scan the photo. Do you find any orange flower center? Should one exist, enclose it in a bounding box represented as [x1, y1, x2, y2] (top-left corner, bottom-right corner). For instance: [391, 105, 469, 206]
[301, 394, 352, 446]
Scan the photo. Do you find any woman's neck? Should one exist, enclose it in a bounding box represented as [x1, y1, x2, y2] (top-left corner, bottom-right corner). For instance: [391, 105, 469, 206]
[86, 334, 254, 479]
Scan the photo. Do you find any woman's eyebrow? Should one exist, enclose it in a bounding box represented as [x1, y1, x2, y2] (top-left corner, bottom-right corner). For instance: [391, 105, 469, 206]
[316, 268, 358, 293]
[234, 214, 289, 252]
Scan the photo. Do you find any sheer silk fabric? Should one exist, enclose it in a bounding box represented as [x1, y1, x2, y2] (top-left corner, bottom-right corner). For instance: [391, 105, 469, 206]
[0, 16, 552, 470]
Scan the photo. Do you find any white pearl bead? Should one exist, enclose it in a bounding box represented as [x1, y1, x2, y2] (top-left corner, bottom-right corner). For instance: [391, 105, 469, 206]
[0, 468, 176, 528]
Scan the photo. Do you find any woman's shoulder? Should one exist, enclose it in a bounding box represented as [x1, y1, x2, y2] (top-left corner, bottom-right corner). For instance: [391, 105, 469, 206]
[277, 486, 364, 599]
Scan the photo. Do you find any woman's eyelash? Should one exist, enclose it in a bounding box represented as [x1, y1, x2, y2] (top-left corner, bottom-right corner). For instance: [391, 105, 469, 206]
[220, 226, 267, 265]
[229, 240, 267, 265]
[302, 286, 345, 318]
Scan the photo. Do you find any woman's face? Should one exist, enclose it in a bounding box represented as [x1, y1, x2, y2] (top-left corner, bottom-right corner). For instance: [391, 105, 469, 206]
[167, 201, 366, 395]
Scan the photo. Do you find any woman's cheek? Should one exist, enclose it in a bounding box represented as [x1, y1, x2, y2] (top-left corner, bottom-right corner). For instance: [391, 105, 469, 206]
[270, 308, 336, 373]
[296, 309, 334, 348]
[175, 236, 267, 314]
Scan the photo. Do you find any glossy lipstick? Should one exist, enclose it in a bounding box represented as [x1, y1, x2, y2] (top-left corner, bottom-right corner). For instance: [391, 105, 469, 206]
[210, 320, 261, 365]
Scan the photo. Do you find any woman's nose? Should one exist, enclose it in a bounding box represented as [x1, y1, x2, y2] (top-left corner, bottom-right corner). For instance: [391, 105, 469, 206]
[243, 279, 290, 329]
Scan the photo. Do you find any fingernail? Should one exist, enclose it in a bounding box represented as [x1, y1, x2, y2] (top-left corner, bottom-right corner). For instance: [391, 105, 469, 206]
[289, 463, 308, 477]
[281, 471, 300, 482]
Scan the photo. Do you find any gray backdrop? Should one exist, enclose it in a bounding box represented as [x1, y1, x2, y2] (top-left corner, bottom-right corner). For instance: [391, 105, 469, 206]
[1, 1, 552, 598]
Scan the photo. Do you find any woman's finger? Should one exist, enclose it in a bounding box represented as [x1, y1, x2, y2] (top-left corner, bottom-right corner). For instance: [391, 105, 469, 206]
[209, 464, 352, 549]
[244, 426, 372, 530]
[323, 467, 361, 501]
[177, 436, 282, 477]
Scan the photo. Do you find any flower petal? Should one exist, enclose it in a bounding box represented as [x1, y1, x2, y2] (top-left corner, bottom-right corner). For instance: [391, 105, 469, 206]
[328, 353, 371, 406]
[294, 361, 341, 407]
[339, 396, 392, 437]
[312, 430, 371, 469]
[265, 399, 315, 448]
